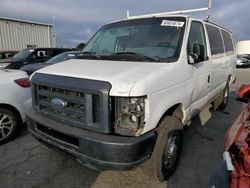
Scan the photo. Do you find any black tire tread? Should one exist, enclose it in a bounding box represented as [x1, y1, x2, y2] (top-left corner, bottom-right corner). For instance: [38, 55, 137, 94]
[142, 116, 183, 182]
[219, 81, 229, 110]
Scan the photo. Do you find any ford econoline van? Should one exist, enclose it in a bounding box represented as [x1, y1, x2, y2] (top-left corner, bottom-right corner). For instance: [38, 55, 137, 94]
[26, 13, 236, 182]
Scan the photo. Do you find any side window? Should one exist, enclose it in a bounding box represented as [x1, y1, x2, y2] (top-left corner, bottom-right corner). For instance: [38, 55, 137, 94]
[187, 21, 207, 61]
[205, 24, 224, 56]
[221, 30, 234, 54]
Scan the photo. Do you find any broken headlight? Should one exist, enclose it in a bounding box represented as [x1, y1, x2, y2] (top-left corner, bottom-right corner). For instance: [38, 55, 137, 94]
[113, 96, 146, 136]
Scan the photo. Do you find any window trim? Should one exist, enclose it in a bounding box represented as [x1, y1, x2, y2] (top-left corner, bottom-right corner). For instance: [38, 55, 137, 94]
[187, 20, 208, 62]
[220, 29, 235, 56]
[205, 23, 226, 59]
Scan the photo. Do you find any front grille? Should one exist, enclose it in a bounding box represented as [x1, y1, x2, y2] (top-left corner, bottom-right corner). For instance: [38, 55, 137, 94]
[31, 73, 111, 133]
[37, 84, 100, 128]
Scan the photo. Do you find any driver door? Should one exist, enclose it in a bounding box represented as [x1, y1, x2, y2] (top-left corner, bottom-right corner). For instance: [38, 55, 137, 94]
[188, 20, 211, 116]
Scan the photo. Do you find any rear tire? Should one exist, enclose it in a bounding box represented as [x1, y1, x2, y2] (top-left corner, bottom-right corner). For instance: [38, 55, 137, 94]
[219, 82, 229, 110]
[0, 108, 19, 145]
[142, 116, 183, 182]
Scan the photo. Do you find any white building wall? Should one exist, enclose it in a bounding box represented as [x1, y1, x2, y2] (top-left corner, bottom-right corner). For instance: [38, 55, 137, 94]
[237, 40, 250, 55]
[0, 17, 55, 51]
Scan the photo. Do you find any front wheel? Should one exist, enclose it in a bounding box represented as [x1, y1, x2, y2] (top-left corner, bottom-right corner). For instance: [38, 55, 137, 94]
[141, 116, 183, 182]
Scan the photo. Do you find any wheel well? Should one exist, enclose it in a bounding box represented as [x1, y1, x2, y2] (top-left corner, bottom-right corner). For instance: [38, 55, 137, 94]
[158, 104, 184, 127]
[0, 104, 22, 124]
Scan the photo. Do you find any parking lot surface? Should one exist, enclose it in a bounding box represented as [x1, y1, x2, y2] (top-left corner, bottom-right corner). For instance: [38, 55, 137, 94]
[0, 69, 249, 188]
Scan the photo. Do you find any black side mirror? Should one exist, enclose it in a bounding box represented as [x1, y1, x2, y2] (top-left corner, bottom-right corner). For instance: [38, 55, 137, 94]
[188, 43, 205, 64]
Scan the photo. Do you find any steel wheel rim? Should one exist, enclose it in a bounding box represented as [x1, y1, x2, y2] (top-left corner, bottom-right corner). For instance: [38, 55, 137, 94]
[0, 113, 14, 141]
[163, 133, 180, 170]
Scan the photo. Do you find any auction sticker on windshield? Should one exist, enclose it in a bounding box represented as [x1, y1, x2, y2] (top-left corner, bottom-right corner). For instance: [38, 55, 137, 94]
[161, 20, 185, 27]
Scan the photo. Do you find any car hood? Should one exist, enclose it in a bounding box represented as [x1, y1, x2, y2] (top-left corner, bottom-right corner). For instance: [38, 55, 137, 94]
[224, 103, 250, 150]
[0, 68, 28, 78]
[33, 59, 166, 96]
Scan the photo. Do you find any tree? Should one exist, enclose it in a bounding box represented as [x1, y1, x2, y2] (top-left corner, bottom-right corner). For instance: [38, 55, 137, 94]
[76, 43, 86, 51]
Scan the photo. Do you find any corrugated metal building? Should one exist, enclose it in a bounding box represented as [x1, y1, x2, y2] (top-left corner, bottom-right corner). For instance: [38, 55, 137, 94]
[0, 17, 55, 51]
[237, 40, 250, 55]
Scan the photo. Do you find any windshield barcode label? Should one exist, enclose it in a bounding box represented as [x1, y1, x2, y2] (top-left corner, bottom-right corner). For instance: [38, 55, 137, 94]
[161, 20, 185, 27]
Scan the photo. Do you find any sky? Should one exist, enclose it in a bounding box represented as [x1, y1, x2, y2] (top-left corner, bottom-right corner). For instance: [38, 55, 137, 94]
[0, 0, 249, 48]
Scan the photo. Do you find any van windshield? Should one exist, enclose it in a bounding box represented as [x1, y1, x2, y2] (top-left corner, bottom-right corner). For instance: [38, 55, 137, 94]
[81, 17, 186, 62]
[13, 49, 34, 60]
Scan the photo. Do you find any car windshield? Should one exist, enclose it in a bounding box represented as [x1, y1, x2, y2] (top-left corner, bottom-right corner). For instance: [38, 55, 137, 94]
[81, 17, 186, 62]
[46, 52, 79, 64]
[13, 49, 34, 60]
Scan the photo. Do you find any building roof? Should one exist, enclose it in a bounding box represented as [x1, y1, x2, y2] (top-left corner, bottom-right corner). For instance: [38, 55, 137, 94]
[0, 16, 53, 27]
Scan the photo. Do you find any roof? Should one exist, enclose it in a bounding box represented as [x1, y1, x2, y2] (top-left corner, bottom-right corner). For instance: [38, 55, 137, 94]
[0, 16, 53, 27]
[126, 13, 233, 34]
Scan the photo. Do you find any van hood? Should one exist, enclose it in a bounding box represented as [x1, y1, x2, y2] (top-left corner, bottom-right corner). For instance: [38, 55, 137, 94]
[34, 59, 165, 96]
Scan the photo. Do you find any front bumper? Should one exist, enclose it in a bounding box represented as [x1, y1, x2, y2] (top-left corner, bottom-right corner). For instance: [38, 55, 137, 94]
[27, 111, 156, 170]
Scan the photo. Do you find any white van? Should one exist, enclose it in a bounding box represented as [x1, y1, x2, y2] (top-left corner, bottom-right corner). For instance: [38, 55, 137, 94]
[26, 13, 236, 182]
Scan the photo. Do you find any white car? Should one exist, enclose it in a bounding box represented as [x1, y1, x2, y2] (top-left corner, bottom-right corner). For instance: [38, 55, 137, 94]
[236, 56, 250, 68]
[0, 69, 31, 144]
[27, 13, 236, 182]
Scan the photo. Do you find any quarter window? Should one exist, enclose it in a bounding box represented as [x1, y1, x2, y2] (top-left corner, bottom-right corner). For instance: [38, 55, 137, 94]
[205, 24, 224, 55]
[221, 30, 234, 53]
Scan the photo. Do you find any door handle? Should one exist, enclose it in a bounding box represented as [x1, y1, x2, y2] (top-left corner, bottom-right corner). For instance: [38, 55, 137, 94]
[208, 75, 211, 83]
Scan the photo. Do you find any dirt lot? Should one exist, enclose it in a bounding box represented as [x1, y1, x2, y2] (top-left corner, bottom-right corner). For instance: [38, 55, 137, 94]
[0, 69, 249, 188]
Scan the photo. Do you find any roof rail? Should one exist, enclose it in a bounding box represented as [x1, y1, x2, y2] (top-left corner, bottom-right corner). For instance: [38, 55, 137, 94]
[127, 0, 212, 20]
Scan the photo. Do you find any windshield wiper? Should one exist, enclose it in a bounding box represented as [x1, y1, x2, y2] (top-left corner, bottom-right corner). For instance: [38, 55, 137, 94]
[77, 51, 101, 59]
[110, 52, 160, 62]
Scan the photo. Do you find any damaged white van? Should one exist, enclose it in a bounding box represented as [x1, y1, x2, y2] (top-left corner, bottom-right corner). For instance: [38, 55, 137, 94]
[26, 11, 236, 182]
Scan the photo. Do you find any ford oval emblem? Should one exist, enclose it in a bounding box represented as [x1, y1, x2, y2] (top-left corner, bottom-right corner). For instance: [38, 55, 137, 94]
[51, 98, 67, 109]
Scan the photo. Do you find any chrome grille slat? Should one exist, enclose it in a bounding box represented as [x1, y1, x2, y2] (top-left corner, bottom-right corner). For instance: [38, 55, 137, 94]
[39, 100, 85, 116]
[41, 110, 86, 128]
[38, 89, 85, 104]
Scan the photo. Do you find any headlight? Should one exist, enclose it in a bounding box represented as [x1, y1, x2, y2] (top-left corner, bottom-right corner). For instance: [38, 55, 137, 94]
[0, 63, 10, 68]
[112, 96, 146, 136]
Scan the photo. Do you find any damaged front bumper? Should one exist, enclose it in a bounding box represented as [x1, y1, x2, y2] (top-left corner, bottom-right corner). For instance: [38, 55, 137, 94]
[27, 111, 156, 170]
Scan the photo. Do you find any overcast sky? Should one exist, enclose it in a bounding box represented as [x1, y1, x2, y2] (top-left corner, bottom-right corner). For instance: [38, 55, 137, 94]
[0, 0, 249, 48]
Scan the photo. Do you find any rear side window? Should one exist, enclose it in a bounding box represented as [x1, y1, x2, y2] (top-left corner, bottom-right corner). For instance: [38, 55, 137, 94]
[205, 24, 224, 56]
[221, 30, 234, 53]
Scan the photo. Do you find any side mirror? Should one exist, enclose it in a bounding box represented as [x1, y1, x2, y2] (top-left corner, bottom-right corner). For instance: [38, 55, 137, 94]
[188, 43, 205, 64]
[236, 84, 250, 103]
[188, 53, 199, 64]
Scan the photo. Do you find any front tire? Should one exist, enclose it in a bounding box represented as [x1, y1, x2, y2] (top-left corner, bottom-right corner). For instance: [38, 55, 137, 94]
[142, 116, 183, 182]
[0, 108, 19, 145]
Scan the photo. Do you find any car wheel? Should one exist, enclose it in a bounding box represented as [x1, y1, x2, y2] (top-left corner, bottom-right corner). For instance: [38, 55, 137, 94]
[219, 82, 229, 110]
[0, 108, 18, 145]
[142, 116, 183, 182]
